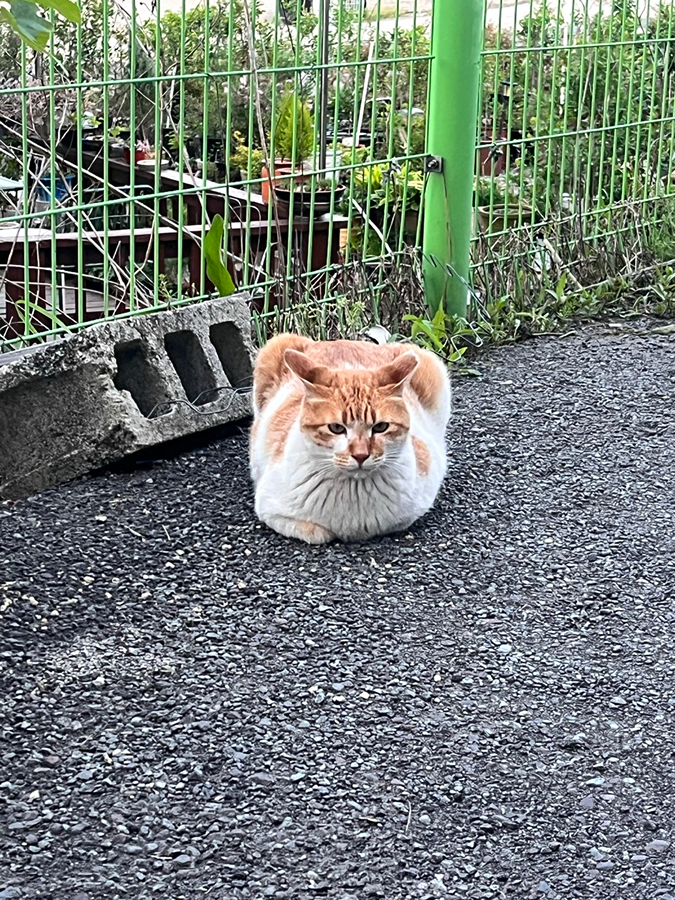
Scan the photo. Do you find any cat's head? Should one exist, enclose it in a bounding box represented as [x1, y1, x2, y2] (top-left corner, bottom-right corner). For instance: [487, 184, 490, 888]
[285, 348, 418, 473]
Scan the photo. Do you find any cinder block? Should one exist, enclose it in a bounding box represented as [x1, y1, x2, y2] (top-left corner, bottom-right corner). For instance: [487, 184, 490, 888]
[0, 295, 255, 499]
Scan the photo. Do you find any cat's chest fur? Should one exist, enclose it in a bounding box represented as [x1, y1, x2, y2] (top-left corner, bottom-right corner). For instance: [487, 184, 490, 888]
[283, 440, 418, 540]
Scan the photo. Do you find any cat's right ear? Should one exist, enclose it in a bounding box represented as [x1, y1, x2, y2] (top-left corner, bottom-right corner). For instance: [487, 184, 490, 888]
[285, 349, 332, 392]
[375, 352, 418, 392]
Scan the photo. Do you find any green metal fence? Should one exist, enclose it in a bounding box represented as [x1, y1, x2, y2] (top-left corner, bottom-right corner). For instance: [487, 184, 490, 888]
[474, 0, 675, 318]
[0, 0, 432, 350]
[1, 1, 675, 353]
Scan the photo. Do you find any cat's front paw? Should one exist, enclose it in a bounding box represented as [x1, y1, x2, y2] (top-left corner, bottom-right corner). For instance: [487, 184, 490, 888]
[264, 514, 335, 545]
[297, 521, 335, 545]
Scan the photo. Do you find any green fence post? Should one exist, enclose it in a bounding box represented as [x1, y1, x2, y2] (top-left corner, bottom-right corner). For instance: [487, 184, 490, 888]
[423, 0, 483, 316]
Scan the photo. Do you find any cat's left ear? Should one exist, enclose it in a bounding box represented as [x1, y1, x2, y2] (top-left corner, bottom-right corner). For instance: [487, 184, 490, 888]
[376, 352, 418, 394]
[285, 349, 332, 393]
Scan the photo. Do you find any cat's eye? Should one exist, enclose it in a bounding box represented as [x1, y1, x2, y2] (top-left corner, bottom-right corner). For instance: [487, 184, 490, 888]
[328, 423, 347, 435]
[372, 422, 390, 434]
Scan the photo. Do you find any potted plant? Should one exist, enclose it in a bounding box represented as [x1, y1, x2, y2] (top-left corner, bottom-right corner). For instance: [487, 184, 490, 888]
[273, 177, 345, 218]
[375, 163, 424, 243]
[113, 121, 131, 143]
[80, 113, 104, 152]
[229, 131, 265, 184]
[123, 139, 150, 165]
[79, 107, 101, 142]
[262, 88, 315, 205]
[108, 125, 126, 159]
[474, 173, 534, 234]
[127, 138, 153, 165]
[123, 139, 169, 169]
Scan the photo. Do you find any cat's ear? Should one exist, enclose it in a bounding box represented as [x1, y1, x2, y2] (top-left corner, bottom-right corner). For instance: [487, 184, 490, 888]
[285, 349, 332, 391]
[376, 352, 418, 393]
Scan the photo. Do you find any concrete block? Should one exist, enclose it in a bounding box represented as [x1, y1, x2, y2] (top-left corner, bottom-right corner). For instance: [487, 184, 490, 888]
[0, 295, 255, 499]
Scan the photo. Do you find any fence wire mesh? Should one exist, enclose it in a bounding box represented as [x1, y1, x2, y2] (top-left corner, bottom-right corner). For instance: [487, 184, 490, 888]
[475, 1, 675, 313]
[1, 0, 674, 353]
[0, 0, 431, 350]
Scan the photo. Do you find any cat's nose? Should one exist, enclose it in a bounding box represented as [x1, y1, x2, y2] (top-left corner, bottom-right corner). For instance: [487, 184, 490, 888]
[352, 452, 370, 467]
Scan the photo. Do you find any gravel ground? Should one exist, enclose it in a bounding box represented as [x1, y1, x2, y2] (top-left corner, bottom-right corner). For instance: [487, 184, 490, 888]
[2, 323, 675, 900]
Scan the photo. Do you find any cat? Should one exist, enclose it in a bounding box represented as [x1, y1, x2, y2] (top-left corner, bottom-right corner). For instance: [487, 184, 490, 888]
[249, 333, 451, 544]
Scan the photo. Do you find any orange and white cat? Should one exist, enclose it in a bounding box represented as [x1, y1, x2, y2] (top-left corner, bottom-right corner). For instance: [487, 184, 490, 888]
[249, 334, 451, 544]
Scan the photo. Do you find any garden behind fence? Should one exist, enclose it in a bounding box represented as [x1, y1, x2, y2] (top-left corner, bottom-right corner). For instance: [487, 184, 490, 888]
[1, 0, 674, 353]
[474, 0, 675, 333]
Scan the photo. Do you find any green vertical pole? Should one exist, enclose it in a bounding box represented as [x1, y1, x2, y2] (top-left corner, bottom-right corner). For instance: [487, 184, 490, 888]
[423, 0, 483, 316]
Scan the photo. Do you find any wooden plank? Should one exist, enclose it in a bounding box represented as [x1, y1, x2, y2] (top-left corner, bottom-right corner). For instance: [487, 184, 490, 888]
[0, 215, 347, 248]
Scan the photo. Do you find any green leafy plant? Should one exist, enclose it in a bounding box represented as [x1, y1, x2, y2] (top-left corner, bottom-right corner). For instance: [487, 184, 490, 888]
[481, 1, 675, 214]
[229, 131, 264, 180]
[378, 164, 424, 212]
[403, 306, 469, 363]
[276, 176, 335, 192]
[272, 88, 315, 166]
[1, 0, 81, 51]
[204, 214, 236, 297]
[474, 174, 506, 208]
[314, 177, 334, 191]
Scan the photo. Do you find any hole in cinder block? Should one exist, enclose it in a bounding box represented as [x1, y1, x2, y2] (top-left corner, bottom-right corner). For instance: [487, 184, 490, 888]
[113, 339, 171, 418]
[209, 321, 253, 388]
[164, 330, 218, 406]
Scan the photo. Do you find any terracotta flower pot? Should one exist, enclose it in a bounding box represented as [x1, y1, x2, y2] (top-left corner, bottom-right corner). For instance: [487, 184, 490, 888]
[123, 147, 153, 165]
[261, 160, 309, 204]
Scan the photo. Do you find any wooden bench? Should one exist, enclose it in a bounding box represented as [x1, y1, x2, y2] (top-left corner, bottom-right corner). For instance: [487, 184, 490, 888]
[0, 211, 348, 342]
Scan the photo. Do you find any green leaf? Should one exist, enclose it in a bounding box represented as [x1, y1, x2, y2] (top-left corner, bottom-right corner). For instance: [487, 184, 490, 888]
[555, 272, 567, 300]
[410, 318, 443, 350]
[1, 0, 80, 50]
[0, 0, 52, 51]
[431, 306, 447, 332]
[204, 215, 236, 297]
[15, 296, 72, 334]
[448, 346, 467, 362]
[39, 0, 81, 23]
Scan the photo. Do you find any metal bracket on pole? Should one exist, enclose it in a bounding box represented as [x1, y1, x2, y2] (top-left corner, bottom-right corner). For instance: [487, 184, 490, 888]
[424, 155, 444, 174]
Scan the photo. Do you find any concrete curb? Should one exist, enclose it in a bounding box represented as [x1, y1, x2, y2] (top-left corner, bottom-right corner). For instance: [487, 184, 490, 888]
[0, 295, 255, 499]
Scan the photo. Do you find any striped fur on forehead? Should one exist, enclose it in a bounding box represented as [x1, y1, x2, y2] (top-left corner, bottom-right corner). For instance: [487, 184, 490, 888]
[284, 347, 418, 427]
[334, 377, 379, 424]
[302, 377, 410, 430]
[254, 334, 447, 417]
